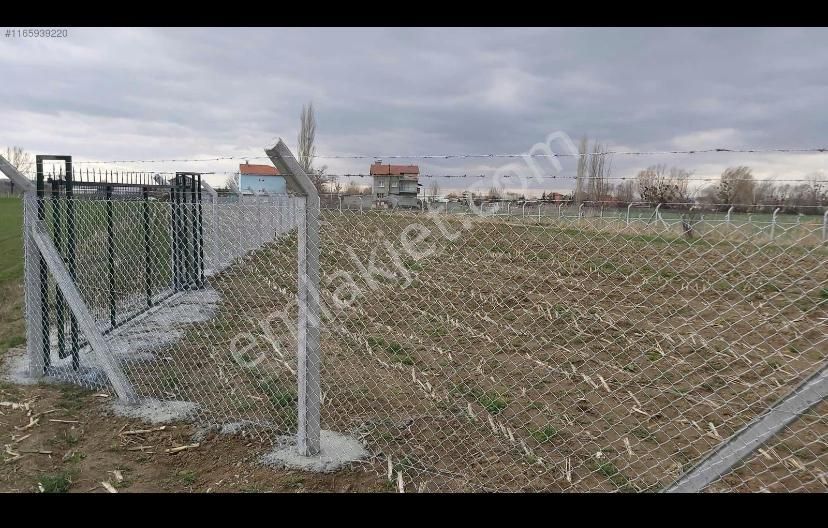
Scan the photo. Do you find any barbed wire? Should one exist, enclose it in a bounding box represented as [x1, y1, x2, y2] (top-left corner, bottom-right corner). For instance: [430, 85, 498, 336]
[25, 167, 828, 184]
[326, 173, 826, 183]
[326, 197, 828, 209]
[64, 146, 828, 165]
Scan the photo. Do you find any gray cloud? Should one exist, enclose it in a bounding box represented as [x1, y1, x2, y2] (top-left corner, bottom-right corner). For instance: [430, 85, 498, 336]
[1, 27, 826, 192]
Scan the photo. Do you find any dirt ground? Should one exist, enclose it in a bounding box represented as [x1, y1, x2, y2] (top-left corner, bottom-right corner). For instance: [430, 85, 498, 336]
[0, 366, 388, 493]
[308, 212, 828, 492]
[4, 208, 826, 493]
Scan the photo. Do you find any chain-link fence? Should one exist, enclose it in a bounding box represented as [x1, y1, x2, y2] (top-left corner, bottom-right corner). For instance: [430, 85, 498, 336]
[15, 151, 827, 493]
[23, 185, 306, 441]
[309, 206, 826, 491]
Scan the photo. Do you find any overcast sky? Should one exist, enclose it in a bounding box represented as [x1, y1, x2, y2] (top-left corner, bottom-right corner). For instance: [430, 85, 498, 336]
[1, 27, 826, 193]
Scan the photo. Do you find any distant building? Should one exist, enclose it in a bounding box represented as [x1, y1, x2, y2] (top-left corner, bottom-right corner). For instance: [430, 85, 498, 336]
[370, 160, 420, 208]
[236, 162, 286, 195]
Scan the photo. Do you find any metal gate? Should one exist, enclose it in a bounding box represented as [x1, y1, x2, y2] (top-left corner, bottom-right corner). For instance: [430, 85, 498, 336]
[32, 156, 208, 377]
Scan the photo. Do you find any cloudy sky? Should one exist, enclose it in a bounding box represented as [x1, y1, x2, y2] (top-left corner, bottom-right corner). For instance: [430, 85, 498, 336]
[1, 27, 826, 194]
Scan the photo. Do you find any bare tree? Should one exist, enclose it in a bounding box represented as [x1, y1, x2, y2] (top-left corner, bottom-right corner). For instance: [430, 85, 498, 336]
[297, 102, 328, 193]
[802, 172, 826, 206]
[2, 146, 33, 194]
[298, 103, 316, 172]
[487, 186, 503, 201]
[715, 166, 755, 212]
[329, 174, 343, 195]
[4, 146, 33, 173]
[574, 136, 588, 206]
[344, 181, 364, 195]
[428, 181, 440, 199]
[224, 173, 240, 193]
[636, 164, 691, 206]
[752, 180, 777, 212]
[615, 180, 636, 205]
[587, 141, 612, 203]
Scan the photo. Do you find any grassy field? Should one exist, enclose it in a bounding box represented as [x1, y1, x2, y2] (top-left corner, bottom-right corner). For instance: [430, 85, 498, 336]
[0, 197, 25, 354]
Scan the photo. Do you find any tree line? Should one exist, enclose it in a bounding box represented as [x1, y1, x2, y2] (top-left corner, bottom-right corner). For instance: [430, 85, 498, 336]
[535, 137, 827, 214]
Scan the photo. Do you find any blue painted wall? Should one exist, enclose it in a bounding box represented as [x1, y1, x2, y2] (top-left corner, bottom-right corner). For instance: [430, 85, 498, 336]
[239, 175, 286, 195]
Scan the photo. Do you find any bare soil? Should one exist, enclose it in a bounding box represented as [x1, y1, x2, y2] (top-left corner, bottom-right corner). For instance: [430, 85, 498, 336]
[5, 210, 826, 492]
[0, 370, 387, 493]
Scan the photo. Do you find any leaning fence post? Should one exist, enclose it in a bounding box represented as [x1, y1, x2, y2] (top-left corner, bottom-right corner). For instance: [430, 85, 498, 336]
[626, 202, 633, 226]
[771, 207, 781, 240]
[142, 186, 152, 307]
[22, 193, 45, 378]
[51, 178, 66, 359]
[726, 205, 734, 226]
[106, 185, 116, 329]
[266, 139, 321, 457]
[35, 158, 50, 371]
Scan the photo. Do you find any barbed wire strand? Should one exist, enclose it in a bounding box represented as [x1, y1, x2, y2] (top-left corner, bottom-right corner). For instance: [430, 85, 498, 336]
[46, 170, 828, 184]
[64, 146, 828, 165]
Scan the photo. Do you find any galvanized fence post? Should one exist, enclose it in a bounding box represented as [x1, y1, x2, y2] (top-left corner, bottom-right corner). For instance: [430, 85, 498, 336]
[626, 202, 633, 226]
[771, 207, 781, 240]
[51, 177, 66, 358]
[0, 155, 48, 378]
[142, 186, 153, 307]
[106, 185, 116, 328]
[266, 140, 321, 457]
[20, 191, 45, 378]
[64, 160, 79, 366]
[823, 210, 828, 243]
[35, 158, 50, 372]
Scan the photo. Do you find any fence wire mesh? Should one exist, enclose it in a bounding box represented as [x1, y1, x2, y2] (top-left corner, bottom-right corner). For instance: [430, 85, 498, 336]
[22, 191, 827, 492]
[24, 193, 305, 440]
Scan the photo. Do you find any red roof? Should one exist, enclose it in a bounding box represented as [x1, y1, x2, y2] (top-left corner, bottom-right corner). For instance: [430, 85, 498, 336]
[239, 163, 280, 176]
[369, 163, 419, 176]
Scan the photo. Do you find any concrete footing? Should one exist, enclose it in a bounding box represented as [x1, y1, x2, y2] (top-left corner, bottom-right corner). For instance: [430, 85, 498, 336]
[261, 430, 368, 473]
[111, 398, 199, 424]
